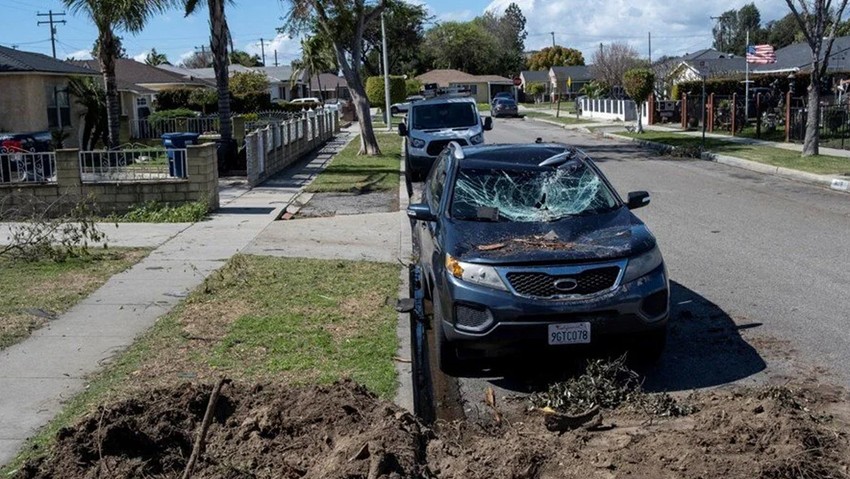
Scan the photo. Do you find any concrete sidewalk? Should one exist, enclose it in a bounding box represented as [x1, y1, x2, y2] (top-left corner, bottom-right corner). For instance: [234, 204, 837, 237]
[0, 132, 353, 466]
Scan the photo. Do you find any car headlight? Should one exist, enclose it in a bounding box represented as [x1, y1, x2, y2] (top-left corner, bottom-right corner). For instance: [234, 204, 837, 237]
[410, 137, 426, 148]
[622, 246, 664, 283]
[445, 254, 507, 291]
[470, 133, 484, 145]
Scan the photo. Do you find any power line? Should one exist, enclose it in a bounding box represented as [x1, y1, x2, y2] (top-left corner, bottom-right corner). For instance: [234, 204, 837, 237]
[37, 10, 66, 58]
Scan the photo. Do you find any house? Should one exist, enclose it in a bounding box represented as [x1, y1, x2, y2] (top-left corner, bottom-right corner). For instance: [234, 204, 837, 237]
[0, 45, 98, 146]
[73, 58, 211, 133]
[752, 36, 850, 75]
[414, 69, 514, 103]
[667, 57, 748, 84]
[680, 48, 735, 61]
[519, 70, 551, 101]
[549, 65, 593, 98]
[310, 73, 349, 100]
[165, 65, 309, 102]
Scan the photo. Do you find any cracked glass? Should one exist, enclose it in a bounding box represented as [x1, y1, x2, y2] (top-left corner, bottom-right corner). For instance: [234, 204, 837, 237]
[451, 161, 618, 222]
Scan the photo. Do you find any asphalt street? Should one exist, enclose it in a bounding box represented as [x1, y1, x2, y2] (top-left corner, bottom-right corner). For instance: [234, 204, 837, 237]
[434, 116, 850, 419]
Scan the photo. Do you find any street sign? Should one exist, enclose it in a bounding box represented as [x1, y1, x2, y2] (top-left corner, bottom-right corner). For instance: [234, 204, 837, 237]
[513, 76, 522, 86]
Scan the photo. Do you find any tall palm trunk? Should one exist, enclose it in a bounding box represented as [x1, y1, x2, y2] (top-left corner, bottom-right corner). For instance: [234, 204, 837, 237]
[208, 0, 232, 142]
[99, 29, 121, 149]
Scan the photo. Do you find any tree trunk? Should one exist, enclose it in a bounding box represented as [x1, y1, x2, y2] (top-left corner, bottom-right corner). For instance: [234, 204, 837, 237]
[635, 101, 643, 133]
[98, 31, 120, 150]
[209, 0, 232, 142]
[334, 44, 381, 155]
[802, 77, 820, 156]
[317, 73, 324, 102]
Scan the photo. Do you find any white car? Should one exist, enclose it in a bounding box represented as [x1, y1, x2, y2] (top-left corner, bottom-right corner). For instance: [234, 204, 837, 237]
[291, 97, 322, 106]
[390, 95, 425, 115]
[398, 96, 492, 182]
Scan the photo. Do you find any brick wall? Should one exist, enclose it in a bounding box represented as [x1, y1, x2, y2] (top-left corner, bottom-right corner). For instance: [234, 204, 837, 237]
[0, 143, 219, 217]
[245, 110, 339, 186]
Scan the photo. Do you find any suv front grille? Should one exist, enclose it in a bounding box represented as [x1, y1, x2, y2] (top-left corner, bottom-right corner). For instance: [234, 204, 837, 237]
[506, 267, 620, 299]
[426, 139, 467, 156]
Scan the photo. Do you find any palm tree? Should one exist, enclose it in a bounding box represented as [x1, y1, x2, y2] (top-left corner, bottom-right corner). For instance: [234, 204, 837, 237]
[184, 0, 235, 165]
[298, 35, 336, 101]
[144, 48, 168, 66]
[64, 0, 172, 149]
[68, 76, 108, 150]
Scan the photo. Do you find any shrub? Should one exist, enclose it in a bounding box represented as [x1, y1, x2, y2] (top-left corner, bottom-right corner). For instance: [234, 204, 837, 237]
[188, 89, 218, 114]
[405, 78, 422, 96]
[231, 92, 273, 113]
[366, 76, 406, 109]
[154, 88, 195, 110]
[148, 108, 198, 123]
[230, 71, 270, 96]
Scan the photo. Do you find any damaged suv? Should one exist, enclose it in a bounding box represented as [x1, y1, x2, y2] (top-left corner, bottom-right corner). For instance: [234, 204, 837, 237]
[408, 142, 669, 375]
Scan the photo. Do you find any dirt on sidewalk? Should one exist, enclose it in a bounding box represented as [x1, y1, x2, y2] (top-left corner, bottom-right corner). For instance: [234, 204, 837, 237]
[16, 376, 850, 479]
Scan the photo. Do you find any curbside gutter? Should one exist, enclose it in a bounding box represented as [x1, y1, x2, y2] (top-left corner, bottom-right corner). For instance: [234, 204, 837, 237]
[603, 132, 850, 194]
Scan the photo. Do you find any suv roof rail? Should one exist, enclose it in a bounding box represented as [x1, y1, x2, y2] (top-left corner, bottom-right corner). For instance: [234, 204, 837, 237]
[448, 141, 465, 160]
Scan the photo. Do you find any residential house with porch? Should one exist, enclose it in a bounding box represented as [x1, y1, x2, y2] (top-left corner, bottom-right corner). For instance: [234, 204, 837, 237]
[163, 65, 309, 102]
[0, 45, 98, 147]
[549, 65, 592, 99]
[310, 73, 349, 100]
[519, 70, 551, 102]
[414, 69, 514, 103]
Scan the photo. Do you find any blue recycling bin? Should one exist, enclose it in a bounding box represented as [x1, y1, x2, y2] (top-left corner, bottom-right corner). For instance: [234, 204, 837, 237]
[162, 132, 201, 178]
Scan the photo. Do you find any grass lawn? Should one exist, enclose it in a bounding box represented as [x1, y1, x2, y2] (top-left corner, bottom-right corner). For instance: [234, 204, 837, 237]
[477, 102, 491, 112]
[617, 130, 850, 175]
[1, 254, 401, 473]
[524, 110, 591, 125]
[307, 133, 401, 193]
[0, 249, 149, 350]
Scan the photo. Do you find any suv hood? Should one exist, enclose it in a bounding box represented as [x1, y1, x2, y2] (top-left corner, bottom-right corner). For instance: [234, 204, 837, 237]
[416, 126, 480, 138]
[445, 207, 656, 265]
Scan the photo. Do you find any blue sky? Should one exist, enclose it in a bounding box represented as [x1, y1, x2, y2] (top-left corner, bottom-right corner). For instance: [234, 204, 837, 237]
[0, 0, 791, 66]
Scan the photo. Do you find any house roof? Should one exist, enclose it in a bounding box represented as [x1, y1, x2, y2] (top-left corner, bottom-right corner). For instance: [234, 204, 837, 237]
[415, 69, 478, 87]
[72, 58, 211, 87]
[752, 37, 850, 73]
[683, 57, 747, 77]
[681, 48, 735, 61]
[257, 66, 295, 82]
[0, 45, 97, 76]
[171, 64, 256, 80]
[550, 65, 593, 81]
[473, 74, 513, 83]
[520, 70, 549, 83]
[311, 73, 347, 91]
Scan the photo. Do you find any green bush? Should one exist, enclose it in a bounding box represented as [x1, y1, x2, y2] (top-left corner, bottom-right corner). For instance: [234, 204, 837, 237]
[188, 89, 218, 114]
[115, 201, 208, 223]
[154, 88, 195, 110]
[230, 71, 270, 96]
[405, 78, 422, 96]
[147, 108, 198, 123]
[366, 76, 406, 109]
[231, 92, 273, 113]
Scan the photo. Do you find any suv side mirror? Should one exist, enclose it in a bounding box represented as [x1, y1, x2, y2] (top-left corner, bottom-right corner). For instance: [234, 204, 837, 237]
[483, 116, 493, 131]
[398, 123, 408, 137]
[627, 191, 651, 210]
[407, 203, 436, 222]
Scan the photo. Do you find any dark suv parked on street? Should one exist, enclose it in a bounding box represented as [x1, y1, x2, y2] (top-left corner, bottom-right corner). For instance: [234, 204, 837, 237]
[408, 142, 669, 375]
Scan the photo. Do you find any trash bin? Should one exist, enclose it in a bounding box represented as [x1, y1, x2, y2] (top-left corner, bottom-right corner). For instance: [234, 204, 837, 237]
[162, 132, 201, 178]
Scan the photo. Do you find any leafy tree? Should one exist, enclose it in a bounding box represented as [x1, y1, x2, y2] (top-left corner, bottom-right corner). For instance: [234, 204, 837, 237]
[365, 76, 406, 109]
[360, 0, 430, 77]
[472, 3, 527, 76]
[422, 21, 500, 74]
[527, 81, 546, 102]
[764, 13, 805, 49]
[293, 35, 337, 101]
[405, 78, 422, 95]
[230, 71, 269, 96]
[144, 48, 168, 66]
[623, 68, 655, 133]
[591, 42, 644, 90]
[189, 88, 218, 113]
[65, 0, 172, 149]
[181, 50, 213, 68]
[785, 0, 850, 156]
[183, 0, 236, 159]
[281, 0, 389, 156]
[712, 3, 764, 55]
[68, 76, 107, 150]
[580, 80, 609, 99]
[527, 46, 585, 71]
[92, 36, 127, 59]
[230, 49, 262, 67]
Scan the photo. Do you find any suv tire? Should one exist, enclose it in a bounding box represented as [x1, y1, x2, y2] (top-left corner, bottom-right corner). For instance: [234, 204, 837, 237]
[433, 300, 462, 376]
[630, 327, 667, 365]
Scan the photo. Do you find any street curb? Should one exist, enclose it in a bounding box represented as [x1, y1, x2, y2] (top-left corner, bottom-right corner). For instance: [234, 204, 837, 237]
[394, 145, 414, 413]
[603, 132, 850, 194]
[523, 115, 595, 135]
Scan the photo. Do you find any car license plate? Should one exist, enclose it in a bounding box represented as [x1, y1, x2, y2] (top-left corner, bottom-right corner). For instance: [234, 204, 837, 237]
[548, 322, 591, 345]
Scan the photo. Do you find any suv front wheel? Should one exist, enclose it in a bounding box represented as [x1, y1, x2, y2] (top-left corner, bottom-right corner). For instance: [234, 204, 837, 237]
[432, 300, 462, 376]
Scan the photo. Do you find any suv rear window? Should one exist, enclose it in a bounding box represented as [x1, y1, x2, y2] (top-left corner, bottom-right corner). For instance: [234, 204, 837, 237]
[412, 103, 477, 130]
[451, 162, 618, 222]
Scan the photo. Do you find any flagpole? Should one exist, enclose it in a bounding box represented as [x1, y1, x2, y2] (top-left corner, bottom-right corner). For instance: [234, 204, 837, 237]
[745, 30, 750, 127]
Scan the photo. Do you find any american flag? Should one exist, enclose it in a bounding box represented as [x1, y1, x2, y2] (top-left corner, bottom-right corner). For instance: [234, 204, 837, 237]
[746, 44, 777, 64]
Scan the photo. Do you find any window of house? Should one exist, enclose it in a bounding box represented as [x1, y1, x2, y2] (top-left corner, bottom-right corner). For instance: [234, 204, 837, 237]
[46, 86, 71, 129]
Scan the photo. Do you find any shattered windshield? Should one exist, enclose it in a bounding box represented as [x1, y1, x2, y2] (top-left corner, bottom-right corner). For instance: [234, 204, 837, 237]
[412, 103, 478, 130]
[451, 162, 619, 222]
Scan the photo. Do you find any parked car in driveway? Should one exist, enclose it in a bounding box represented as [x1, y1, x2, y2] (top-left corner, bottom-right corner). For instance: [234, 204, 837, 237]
[492, 98, 519, 118]
[407, 142, 669, 375]
[491, 91, 514, 107]
[391, 95, 425, 115]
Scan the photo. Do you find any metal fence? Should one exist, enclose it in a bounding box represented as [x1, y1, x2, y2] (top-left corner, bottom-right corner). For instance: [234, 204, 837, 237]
[785, 98, 850, 149]
[79, 146, 187, 183]
[130, 116, 219, 140]
[245, 110, 306, 132]
[710, 95, 744, 134]
[0, 146, 56, 184]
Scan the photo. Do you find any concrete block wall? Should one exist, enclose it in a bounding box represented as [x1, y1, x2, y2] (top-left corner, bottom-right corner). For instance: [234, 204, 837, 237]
[0, 144, 219, 218]
[246, 110, 338, 186]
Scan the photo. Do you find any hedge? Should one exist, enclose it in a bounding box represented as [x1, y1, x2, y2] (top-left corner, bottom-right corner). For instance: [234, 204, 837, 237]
[366, 76, 406, 109]
[154, 88, 195, 111]
[675, 72, 814, 98]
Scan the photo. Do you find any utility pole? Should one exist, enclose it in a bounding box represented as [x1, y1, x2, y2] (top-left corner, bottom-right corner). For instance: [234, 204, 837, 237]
[37, 11, 66, 59]
[550, 32, 555, 48]
[648, 32, 652, 64]
[259, 38, 269, 66]
[381, 11, 392, 131]
[274, 50, 279, 67]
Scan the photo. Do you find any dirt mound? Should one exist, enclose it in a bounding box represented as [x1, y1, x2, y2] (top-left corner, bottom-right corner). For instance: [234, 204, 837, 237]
[18, 380, 424, 479]
[16, 380, 850, 479]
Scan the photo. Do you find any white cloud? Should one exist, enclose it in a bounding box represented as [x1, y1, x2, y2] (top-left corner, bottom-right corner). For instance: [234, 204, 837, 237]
[132, 51, 148, 63]
[436, 9, 475, 22]
[483, 0, 789, 60]
[243, 33, 303, 66]
[66, 49, 92, 60]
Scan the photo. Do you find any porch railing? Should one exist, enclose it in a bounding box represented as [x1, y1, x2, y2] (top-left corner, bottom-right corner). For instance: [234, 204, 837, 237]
[0, 147, 56, 185]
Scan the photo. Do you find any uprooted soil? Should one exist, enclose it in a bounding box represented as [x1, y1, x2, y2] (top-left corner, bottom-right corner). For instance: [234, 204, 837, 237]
[17, 379, 850, 479]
